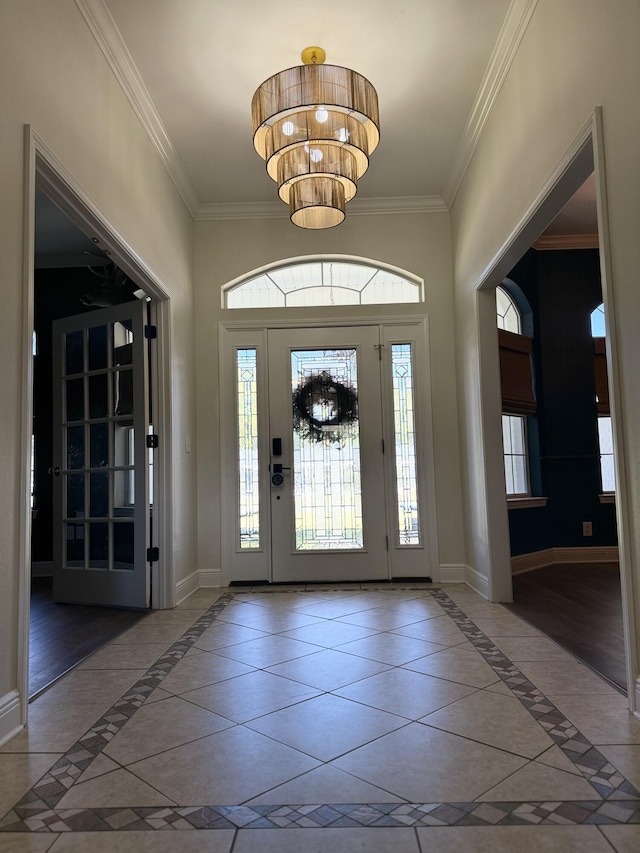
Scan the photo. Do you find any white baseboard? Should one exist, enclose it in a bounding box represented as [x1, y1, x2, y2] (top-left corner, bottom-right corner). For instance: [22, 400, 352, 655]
[31, 561, 53, 577]
[0, 690, 23, 748]
[464, 565, 490, 600]
[199, 569, 222, 588]
[439, 564, 466, 583]
[511, 546, 620, 575]
[175, 569, 222, 604]
[175, 570, 200, 605]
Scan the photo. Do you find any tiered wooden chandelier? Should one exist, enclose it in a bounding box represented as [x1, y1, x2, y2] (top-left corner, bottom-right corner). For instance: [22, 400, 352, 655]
[251, 47, 380, 229]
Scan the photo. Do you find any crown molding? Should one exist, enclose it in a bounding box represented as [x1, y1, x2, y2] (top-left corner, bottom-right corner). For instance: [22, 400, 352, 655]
[443, 0, 539, 208]
[196, 195, 447, 221]
[533, 233, 599, 251]
[75, 0, 200, 216]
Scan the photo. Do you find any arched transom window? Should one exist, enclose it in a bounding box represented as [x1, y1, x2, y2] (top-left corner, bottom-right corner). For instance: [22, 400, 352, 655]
[224, 258, 423, 309]
[496, 285, 522, 334]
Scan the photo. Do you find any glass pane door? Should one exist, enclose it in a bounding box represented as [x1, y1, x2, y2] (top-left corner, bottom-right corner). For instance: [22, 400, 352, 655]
[268, 327, 388, 582]
[52, 301, 150, 608]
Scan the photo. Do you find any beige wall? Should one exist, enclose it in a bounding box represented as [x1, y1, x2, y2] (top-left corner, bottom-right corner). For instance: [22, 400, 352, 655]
[193, 212, 466, 581]
[451, 0, 640, 691]
[0, 0, 196, 723]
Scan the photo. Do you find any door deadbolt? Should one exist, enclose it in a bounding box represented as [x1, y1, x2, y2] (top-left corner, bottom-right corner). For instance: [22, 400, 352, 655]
[48, 466, 61, 477]
[271, 472, 284, 487]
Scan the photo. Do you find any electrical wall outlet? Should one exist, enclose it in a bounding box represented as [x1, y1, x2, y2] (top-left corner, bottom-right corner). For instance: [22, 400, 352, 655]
[583, 521, 593, 536]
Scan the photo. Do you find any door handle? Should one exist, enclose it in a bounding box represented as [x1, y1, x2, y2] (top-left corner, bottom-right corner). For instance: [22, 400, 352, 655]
[48, 466, 61, 477]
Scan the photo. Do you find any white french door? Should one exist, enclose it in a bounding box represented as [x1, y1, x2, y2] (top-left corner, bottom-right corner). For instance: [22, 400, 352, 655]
[222, 320, 434, 584]
[51, 301, 151, 608]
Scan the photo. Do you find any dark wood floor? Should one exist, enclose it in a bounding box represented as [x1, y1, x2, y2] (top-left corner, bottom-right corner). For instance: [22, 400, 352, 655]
[30, 577, 148, 699]
[505, 562, 627, 693]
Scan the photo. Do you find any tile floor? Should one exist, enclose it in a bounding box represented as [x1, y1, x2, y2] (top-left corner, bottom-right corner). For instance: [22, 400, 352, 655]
[2, 583, 640, 851]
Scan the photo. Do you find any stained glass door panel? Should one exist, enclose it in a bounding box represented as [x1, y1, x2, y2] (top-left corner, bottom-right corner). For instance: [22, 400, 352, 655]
[51, 301, 150, 608]
[268, 327, 388, 582]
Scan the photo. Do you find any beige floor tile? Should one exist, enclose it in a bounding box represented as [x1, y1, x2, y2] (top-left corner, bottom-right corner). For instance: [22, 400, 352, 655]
[335, 667, 476, 720]
[214, 601, 282, 626]
[477, 760, 599, 801]
[403, 646, 500, 688]
[455, 602, 514, 618]
[334, 632, 447, 666]
[246, 693, 407, 761]
[0, 703, 107, 753]
[491, 635, 575, 661]
[420, 690, 554, 758]
[484, 681, 513, 696]
[57, 767, 176, 808]
[600, 825, 640, 853]
[289, 598, 380, 620]
[597, 744, 640, 790]
[110, 624, 186, 645]
[266, 648, 391, 692]
[471, 617, 542, 637]
[416, 825, 615, 852]
[103, 695, 233, 764]
[234, 610, 324, 633]
[390, 616, 467, 646]
[213, 634, 320, 668]
[129, 726, 320, 804]
[28, 670, 146, 708]
[0, 836, 58, 852]
[335, 608, 431, 632]
[535, 744, 584, 776]
[175, 589, 226, 609]
[142, 687, 174, 705]
[0, 753, 62, 820]
[193, 621, 268, 651]
[180, 669, 321, 722]
[76, 753, 120, 784]
[383, 598, 445, 619]
[140, 610, 201, 628]
[332, 723, 527, 802]
[49, 832, 235, 852]
[233, 827, 421, 853]
[77, 643, 169, 670]
[547, 693, 640, 744]
[517, 661, 618, 695]
[159, 651, 255, 695]
[280, 620, 377, 647]
[245, 764, 404, 805]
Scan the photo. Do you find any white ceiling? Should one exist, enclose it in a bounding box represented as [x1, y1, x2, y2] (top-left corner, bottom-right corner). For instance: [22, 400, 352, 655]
[36, 0, 596, 262]
[86, 0, 519, 213]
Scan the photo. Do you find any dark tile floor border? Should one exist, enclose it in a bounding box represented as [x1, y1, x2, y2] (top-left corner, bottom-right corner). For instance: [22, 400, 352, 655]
[2, 587, 639, 834]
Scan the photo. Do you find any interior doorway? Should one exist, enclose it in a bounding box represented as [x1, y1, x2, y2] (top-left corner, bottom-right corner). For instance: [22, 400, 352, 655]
[28, 187, 155, 698]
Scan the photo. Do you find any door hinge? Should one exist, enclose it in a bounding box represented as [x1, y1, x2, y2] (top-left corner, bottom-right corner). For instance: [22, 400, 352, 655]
[146, 433, 159, 449]
[147, 546, 159, 563]
[382, 438, 385, 454]
[374, 343, 384, 361]
[386, 535, 389, 551]
[144, 325, 157, 339]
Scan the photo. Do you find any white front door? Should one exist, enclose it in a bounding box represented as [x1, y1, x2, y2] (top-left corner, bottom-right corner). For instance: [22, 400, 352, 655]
[51, 301, 151, 608]
[268, 326, 388, 582]
[223, 320, 433, 585]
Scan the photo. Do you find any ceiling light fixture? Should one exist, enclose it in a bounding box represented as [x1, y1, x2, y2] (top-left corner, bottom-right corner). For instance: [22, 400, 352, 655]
[251, 46, 380, 229]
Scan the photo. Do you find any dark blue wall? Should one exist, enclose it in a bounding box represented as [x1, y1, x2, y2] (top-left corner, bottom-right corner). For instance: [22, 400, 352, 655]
[505, 249, 617, 556]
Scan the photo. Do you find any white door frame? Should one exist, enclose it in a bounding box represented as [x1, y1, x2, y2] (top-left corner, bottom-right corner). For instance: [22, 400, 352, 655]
[18, 126, 175, 725]
[219, 314, 439, 588]
[472, 109, 638, 710]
